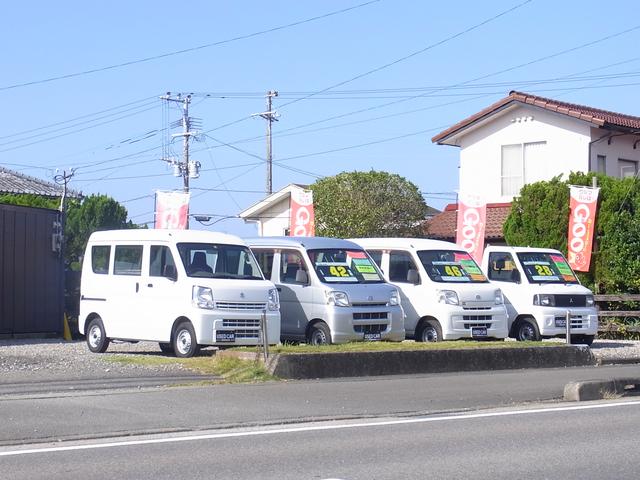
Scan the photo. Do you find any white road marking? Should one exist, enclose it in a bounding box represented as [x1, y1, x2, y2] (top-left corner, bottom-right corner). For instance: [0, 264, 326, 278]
[2, 399, 640, 457]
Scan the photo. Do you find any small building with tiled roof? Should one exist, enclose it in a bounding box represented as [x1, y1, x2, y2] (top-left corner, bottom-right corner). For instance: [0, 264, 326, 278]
[424, 202, 511, 245]
[432, 91, 640, 205]
[0, 167, 82, 198]
[239, 183, 310, 236]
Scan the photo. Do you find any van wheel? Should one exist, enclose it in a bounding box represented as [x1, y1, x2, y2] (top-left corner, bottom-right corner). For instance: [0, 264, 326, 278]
[173, 322, 199, 358]
[307, 322, 331, 346]
[416, 319, 442, 342]
[86, 318, 110, 353]
[515, 318, 541, 341]
[572, 334, 595, 346]
[158, 342, 173, 354]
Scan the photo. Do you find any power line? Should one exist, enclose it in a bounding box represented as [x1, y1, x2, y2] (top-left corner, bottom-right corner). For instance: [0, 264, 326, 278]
[0, 1, 381, 92]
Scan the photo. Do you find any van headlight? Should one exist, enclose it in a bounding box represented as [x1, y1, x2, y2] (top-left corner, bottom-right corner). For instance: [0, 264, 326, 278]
[326, 290, 350, 307]
[193, 286, 215, 309]
[437, 290, 459, 306]
[495, 289, 504, 305]
[267, 288, 280, 311]
[389, 289, 401, 306]
[533, 294, 555, 306]
[586, 294, 595, 307]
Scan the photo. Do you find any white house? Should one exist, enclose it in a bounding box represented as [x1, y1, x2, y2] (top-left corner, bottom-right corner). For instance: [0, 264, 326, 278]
[238, 183, 309, 236]
[432, 90, 640, 204]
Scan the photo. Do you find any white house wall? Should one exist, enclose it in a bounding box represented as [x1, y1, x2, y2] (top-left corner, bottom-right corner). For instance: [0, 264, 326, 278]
[259, 197, 291, 236]
[458, 105, 592, 203]
[590, 128, 640, 177]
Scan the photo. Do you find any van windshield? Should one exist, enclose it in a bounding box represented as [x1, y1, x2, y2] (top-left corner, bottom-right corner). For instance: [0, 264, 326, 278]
[177, 243, 263, 280]
[417, 250, 488, 283]
[307, 249, 384, 284]
[517, 252, 579, 284]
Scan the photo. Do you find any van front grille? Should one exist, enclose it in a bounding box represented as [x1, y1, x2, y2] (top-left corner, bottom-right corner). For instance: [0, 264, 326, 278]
[223, 319, 260, 328]
[463, 306, 491, 311]
[354, 324, 386, 334]
[216, 301, 267, 311]
[352, 302, 388, 307]
[234, 329, 260, 339]
[464, 323, 492, 329]
[463, 315, 492, 321]
[353, 312, 388, 320]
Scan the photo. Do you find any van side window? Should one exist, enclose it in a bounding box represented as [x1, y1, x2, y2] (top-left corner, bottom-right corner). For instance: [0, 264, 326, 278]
[280, 250, 308, 284]
[389, 250, 418, 283]
[368, 250, 383, 271]
[253, 249, 275, 280]
[488, 252, 519, 282]
[114, 245, 143, 276]
[149, 245, 176, 277]
[91, 246, 111, 274]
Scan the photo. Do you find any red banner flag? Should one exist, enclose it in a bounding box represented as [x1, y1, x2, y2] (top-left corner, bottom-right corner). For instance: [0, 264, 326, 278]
[456, 195, 487, 264]
[155, 191, 190, 229]
[567, 186, 599, 272]
[289, 189, 315, 236]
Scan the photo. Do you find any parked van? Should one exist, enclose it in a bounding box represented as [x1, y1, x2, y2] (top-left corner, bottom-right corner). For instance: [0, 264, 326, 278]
[246, 237, 405, 345]
[351, 238, 509, 342]
[481, 246, 598, 344]
[79, 229, 281, 357]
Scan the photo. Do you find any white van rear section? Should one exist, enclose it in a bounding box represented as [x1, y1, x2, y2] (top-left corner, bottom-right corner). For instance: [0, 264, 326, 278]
[79, 229, 280, 356]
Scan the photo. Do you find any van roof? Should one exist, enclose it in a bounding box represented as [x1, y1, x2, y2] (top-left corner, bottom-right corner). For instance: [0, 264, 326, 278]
[351, 237, 465, 251]
[484, 245, 563, 255]
[87, 229, 246, 245]
[246, 236, 364, 250]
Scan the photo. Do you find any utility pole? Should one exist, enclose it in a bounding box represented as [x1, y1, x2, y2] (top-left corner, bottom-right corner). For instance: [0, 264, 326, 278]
[256, 90, 278, 195]
[160, 93, 201, 228]
[54, 168, 75, 259]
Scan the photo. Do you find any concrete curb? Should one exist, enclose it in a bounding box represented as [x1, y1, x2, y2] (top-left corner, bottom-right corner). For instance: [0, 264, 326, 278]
[259, 345, 596, 379]
[564, 378, 640, 401]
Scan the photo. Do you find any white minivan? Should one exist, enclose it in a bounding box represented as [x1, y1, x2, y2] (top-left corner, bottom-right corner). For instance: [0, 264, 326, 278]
[79, 229, 281, 357]
[352, 238, 509, 342]
[247, 237, 405, 345]
[481, 246, 598, 344]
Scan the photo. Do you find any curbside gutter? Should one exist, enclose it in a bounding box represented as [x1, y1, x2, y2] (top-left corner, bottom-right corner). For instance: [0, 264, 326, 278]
[564, 378, 640, 401]
[260, 345, 596, 380]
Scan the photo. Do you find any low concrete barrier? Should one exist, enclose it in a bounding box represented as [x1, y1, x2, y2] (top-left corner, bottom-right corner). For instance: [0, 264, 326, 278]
[564, 377, 640, 401]
[266, 345, 596, 379]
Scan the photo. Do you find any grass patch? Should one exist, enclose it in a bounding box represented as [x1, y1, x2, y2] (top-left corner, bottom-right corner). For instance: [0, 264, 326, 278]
[231, 340, 551, 354]
[104, 354, 275, 383]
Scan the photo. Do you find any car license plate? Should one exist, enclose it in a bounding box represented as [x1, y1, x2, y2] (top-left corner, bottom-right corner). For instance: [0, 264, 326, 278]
[216, 331, 235, 342]
[364, 332, 381, 341]
[555, 318, 567, 327]
[471, 326, 488, 337]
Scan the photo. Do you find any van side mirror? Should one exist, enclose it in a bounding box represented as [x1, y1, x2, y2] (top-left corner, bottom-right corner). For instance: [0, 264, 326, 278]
[510, 269, 521, 283]
[163, 264, 177, 281]
[295, 269, 309, 284]
[407, 269, 420, 285]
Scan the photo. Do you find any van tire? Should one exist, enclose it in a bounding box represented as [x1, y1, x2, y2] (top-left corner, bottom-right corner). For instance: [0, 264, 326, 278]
[572, 334, 595, 346]
[307, 322, 331, 346]
[86, 318, 110, 353]
[173, 322, 199, 358]
[158, 342, 173, 354]
[514, 317, 541, 342]
[416, 319, 442, 343]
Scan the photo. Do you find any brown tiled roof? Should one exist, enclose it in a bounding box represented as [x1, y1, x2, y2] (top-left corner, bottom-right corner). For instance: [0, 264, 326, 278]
[0, 167, 81, 198]
[424, 203, 511, 241]
[432, 90, 640, 144]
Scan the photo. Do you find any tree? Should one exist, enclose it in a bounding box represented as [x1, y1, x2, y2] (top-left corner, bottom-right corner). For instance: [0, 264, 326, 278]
[310, 170, 428, 238]
[65, 194, 138, 266]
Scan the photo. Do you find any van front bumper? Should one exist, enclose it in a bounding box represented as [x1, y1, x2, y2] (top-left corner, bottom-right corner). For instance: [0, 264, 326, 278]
[443, 305, 509, 340]
[534, 307, 598, 336]
[327, 305, 405, 344]
[193, 309, 281, 346]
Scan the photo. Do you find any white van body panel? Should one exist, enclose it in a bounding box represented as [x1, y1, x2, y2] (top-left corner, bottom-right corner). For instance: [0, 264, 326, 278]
[481, 246, 598, 337]
[247, 237, 405, 344]
[351, 238, 509, 340]
[80, 229, 280, 347]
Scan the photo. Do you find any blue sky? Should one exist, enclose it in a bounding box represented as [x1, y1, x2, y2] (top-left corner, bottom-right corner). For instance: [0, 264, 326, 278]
[2, 0, 640, 236]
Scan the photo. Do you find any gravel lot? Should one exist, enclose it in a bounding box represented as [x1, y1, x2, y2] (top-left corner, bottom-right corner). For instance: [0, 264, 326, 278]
[0, 338, 638, 384]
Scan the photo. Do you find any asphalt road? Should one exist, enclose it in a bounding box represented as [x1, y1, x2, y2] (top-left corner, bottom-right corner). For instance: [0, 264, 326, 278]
[3, 399, 640, 479]
[2, 364, 640, 446]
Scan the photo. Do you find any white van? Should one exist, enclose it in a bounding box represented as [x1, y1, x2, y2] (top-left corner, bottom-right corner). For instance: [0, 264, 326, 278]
[246, 237, 405, 345]
[352, 238, 509, 342]
[481, 246, 598, 344]
[79, 229, 281, 357]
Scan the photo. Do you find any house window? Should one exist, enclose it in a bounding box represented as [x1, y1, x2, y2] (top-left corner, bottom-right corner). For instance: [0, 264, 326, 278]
[596, 155, 606, 174]
[501, 141, 547, 196]
[619, 158, 638, 178]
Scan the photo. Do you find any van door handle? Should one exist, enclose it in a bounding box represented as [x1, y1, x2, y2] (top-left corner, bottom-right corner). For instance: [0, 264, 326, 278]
[277, 287, 282, 292]
[147, 283, 153, 288]
[136, 282, 139, 293]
